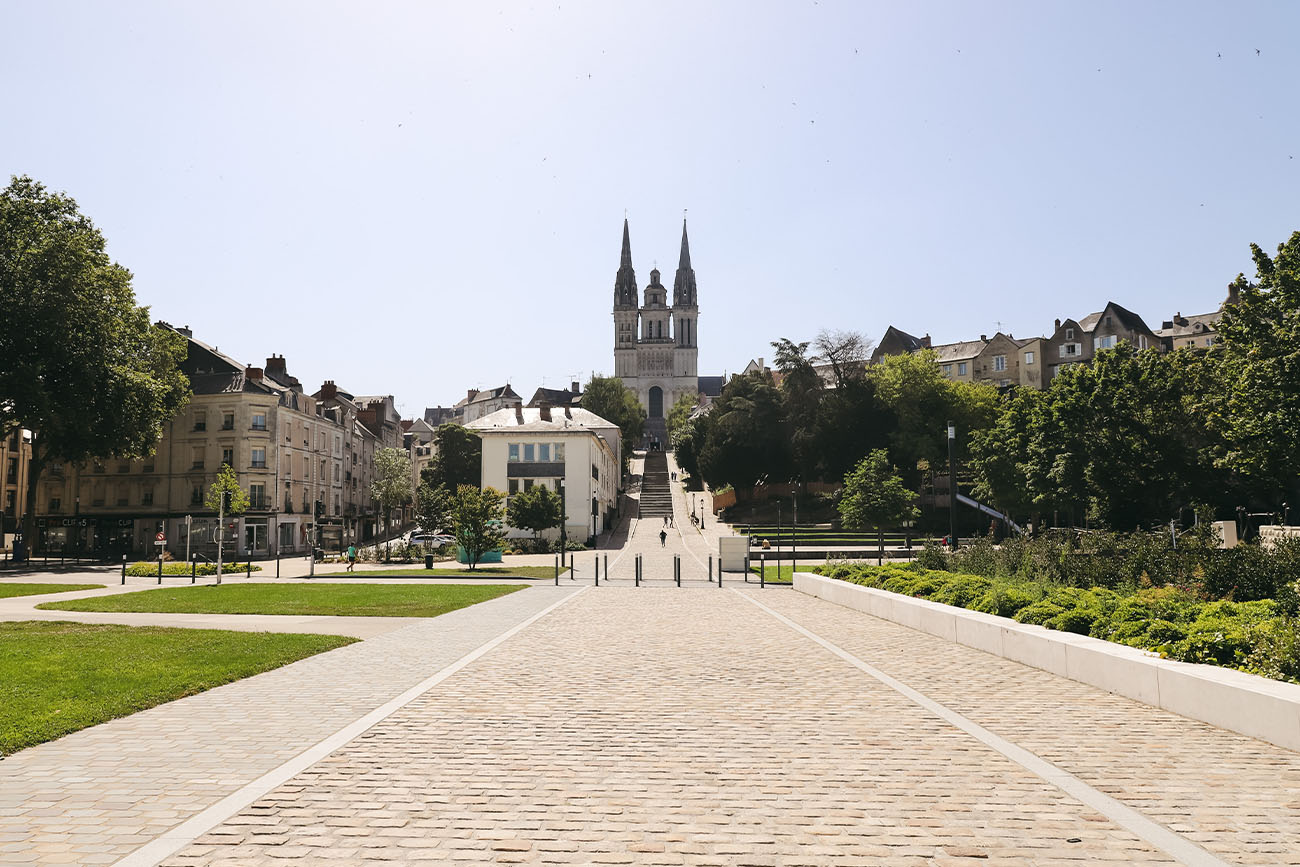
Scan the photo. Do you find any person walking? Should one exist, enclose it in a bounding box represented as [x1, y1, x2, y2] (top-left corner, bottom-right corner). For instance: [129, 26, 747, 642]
[659, 528, 667, 547]
[346, 543, 357, 572]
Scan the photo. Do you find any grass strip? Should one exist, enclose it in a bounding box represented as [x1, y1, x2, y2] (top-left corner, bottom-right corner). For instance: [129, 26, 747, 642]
[0, 583, 103, 599]
[0, 621, 354, 755]
[748, 564, 796, 583]
[340, 566, 565, 580]
[38, 582, 526, 617]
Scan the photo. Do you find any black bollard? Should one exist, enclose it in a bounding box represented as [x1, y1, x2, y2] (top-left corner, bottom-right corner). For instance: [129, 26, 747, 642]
[158, 555, 163, 584]
[761, 553, 766, 588]
[594, 555, 599, 586]
[121, 554, 127, 585]
[247, 559, 252, 579]
[276, 550, 281, 579]
[675, 556, 680, 587]
[709, 554, 713, 583]
[554, 555, 559, 585]
[191, 555, 196, 584]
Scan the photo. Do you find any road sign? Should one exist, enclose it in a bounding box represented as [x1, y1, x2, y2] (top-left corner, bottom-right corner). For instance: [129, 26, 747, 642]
[156, 531, 165, 542]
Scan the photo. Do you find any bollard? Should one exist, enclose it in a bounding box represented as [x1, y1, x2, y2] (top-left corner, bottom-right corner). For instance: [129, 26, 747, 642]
[191, 555, 197, 584]
[61, 545, 65, 568]
[635, 555, 641, 587]
[604, 554, 608, 583]
[247, 560, 252, 579]
[760, 553, 765, 588]
[675, 556, 680, 587]
[276, 551, 281, 579]
[554, 555, 559, 585]
[709, 555, 713, 583]
[121, 554, 127, 585]
[594, 555, 599, 586]
[158, 555, 164, 584]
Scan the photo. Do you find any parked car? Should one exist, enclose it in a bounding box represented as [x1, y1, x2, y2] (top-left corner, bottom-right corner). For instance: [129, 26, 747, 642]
[411, 534, 454, 549]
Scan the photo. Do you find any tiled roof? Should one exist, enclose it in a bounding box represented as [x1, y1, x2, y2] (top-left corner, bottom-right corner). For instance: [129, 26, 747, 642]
[468, 406, 618, 433]
[1155, 311, 1221, 338]
[931, 340, 986, 363]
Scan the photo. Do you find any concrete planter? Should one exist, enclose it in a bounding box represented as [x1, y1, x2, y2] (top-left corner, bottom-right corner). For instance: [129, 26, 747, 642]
[795, 571, 1300, 753]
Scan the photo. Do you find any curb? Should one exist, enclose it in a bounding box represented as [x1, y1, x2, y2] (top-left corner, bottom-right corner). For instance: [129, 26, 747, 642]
[795, 572, 1300, 753]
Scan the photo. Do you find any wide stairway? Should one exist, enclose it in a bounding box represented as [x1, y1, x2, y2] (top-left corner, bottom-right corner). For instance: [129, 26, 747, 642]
[638, 449, 674, 519]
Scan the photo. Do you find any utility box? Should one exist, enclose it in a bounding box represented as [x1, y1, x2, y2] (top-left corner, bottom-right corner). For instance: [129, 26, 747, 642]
[718, 536, 750, 573]
[1213, 520, 1239, 549]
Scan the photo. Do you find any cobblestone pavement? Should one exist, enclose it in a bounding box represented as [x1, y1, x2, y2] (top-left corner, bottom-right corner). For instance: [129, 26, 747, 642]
[150, 585, 1298, 867]
[0, 586, 581, 866]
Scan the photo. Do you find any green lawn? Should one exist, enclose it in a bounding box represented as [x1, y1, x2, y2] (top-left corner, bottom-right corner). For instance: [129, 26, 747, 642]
[748, 564, 800, 583]
[0, 621, 354, 755]
[341, 566, 567, 580]
[38, 582, 526, 617]
[0, 583, 103, 599]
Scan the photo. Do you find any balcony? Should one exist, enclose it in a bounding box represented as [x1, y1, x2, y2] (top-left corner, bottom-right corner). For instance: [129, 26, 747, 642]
[248, 497, 269, 511]
[251, 460, 267, 469]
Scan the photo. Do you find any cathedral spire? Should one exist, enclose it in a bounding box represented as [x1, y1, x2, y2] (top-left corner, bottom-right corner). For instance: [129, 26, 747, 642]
[613, 218, 638, 308]
[672, 218, 697, 308]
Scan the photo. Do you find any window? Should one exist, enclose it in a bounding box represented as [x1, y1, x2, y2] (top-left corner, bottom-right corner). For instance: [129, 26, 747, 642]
[1094, 335, 1116, 351]
[957, 362, 967, 376]
[523, 479, 534, 491]
[942, 364, 952, 376]
[251, 412, 267, 431]
[221, 447, 234, 468]
[509, 444, 520, 462]
[193, 411, 207, 431]
[508, 479, 519, 495]
[142, 462, 154, 473]
[523, 443, 535, 462]
[251, 448, 266, 469]
[191, 486, 202, 505]
[1206, 336, 1215, 346]
[222, 412, 234, 430]
[142, 489, 153, 506]
[554, 443, 564, 461]
[191, 447, 205, 470]
[539, 443, 550, 462]
[1024, 351, 1035, 365]
[50, 496, 61, 512]
[5, 491, 15, 512]
[1065, 328, 1075, 339]
[1062, 343, 1080, 357]
[6, 458, 16, 483]
[333, 495, 340, 516]
[249, 483, 266, 509]
[993, 355, 1006, 372]
[999, 379, 1010, 387]
[334, 463, 340, 482]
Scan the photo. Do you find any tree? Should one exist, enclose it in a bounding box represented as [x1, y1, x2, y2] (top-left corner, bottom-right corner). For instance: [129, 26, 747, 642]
[449, 484, 506, 570]
[696, 371, 791, 493]
[414, 481, 450, 535]
[581, 375, 645, 465]
[506, 484, 562, 548]
[771, 337, 824, 482]
[422, 424, 481, 490]
[204, 464, 248, 583]
[1213, 232, 1300, 499]
[813, 328, 872, 389]
[370, 447, 413, 559]
[0, 176, 191, 552]
[839, 449, 919, 564]
[665, 392, 697, 446]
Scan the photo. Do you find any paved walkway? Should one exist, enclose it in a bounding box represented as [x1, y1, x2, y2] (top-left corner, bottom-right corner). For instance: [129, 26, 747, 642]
[4, 474, 1299, 866]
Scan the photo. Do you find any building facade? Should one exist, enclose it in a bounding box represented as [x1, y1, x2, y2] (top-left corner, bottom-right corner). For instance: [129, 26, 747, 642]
[468, 406, 621, 543]
[612, 219, 700, 422]
[2, 429, 32, 551]
[31, 327, 382, 559]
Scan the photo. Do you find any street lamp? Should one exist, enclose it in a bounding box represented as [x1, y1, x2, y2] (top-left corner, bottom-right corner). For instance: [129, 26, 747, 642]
[947, 421, 957, 552]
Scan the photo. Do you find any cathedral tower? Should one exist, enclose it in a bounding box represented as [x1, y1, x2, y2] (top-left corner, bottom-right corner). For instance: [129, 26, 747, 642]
[610, 217, 702, 425]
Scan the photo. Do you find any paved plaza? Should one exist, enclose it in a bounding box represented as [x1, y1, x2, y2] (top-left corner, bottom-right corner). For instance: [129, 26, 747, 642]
[2, 453, 1298, 866]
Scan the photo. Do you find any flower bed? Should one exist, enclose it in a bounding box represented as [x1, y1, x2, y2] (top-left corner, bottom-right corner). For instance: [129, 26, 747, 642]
[813, 561, 1300, 684]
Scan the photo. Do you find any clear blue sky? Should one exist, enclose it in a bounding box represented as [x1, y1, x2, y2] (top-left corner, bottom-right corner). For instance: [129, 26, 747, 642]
[5, 1, 1298, 415]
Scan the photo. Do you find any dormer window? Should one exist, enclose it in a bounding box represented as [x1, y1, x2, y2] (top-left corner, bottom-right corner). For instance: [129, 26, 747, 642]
[1065, 328, 1075, 340]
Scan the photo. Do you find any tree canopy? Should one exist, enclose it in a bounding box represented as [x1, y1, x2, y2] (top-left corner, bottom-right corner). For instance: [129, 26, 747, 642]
[371, 447, 413, 553]
[0, 176, 191, 544]
[506, 484, 562, 542]
[421, 423, 481, 491]
[450, 484, 506, 570]
[581, 375, 645, 463]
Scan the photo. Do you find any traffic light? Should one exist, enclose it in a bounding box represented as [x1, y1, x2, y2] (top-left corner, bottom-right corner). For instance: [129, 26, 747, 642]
[314, 500, 324, 519]
[221, 490, 232, 512]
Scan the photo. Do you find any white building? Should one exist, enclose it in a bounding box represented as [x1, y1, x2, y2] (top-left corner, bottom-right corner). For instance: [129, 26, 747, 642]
[468, 405, 621, 543]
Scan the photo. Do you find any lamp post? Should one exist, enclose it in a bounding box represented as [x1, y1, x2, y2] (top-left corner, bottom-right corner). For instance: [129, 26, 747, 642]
[947, 421, 957, 552]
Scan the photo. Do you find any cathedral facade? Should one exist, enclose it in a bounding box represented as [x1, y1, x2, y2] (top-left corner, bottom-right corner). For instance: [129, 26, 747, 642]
[612, 219, 699, 421]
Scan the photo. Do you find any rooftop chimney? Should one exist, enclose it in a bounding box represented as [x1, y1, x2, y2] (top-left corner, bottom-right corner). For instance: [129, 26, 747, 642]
[515, 405, 525, 425]
[539, 402, 552, 422]
[265, 355, 287, 380]
[1054, 318, 1062, 331]
[178, 324, 193, 338]
[321, 380, 337, 401]
[467, 388, 478, 402]
[920, 334, 931, 349]
[980, 334, 987, 342]
[571, 381, 580, 394]
[245, 366, 264, 382]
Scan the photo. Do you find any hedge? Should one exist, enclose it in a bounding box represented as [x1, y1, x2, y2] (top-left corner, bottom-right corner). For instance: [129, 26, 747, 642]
[124, 562, 261, 577]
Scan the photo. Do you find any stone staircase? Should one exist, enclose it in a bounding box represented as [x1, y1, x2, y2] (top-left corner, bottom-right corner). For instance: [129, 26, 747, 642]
[638, 449, 674, 519]
[644, 417, 668, 451]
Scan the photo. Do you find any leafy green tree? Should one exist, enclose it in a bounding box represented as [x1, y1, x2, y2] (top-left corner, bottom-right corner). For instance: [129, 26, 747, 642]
[696, 371, 791, 493]
[506, 484, 562, 547]
[867, 350, 999, 483]
[0, 176, 191, 549]
[1214, 231, 1300, 499]
[422, 424, 481, 490]
[204, 464, 249, 583]
[666, 392, 697, 445]
[414, 481, 450, 535]
[671, 415, 703, 482]
[450, 484, 506, 570]
[370, 447, 413, 558]
[581, 375, 645, 465]
[771, 337, 823, 482]
[839, 449, 919, 564]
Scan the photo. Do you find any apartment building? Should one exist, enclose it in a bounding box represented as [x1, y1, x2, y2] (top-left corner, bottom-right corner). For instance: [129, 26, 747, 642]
[1046, 302, 1159, 382]
[468, 405, 621, 544]
[31, 326, 383, 559]
[2, 429, 32, 550]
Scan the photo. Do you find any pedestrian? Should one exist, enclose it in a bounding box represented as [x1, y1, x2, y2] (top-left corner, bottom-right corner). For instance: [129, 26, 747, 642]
[346, 543, 356, 572]
[659, 528, 667, 547]
[663, 516, 668, 527]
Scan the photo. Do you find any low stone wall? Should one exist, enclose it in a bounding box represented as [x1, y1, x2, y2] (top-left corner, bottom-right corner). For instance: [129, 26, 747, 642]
[795, 572, 1300, 754]
[1259, 524, 1300, 549]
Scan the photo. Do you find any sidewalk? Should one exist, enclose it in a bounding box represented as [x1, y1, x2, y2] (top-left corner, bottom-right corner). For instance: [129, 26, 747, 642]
[0, 585, 582, 865]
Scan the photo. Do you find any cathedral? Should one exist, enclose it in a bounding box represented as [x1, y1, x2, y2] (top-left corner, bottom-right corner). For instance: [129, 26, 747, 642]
[612, 218, 700, 432]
